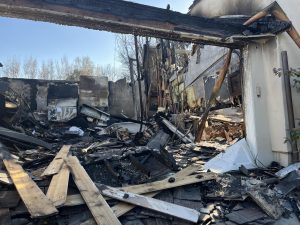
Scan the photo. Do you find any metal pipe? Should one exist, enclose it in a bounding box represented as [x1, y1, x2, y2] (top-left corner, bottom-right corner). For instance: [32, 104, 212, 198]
[281, 51, 298, 163]
[134, 35, 144, 133]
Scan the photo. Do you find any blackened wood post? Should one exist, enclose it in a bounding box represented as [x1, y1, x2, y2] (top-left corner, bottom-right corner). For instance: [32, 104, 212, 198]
[134, 35, 144, 132]
[195, 49, 233, 142]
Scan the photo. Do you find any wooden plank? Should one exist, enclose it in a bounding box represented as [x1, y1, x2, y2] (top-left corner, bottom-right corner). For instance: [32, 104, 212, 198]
[112, 164, 202, 217]
[3, 159, 58, 218]
[112, 192, 157, 217]
[66, 156, 121, 225]
[99, 185, 201, 223]
[42, 145, 71, 177]
[46, 163, 70, 207]
[161, 118, 194, 144]
[0, 170, 12, 185]
[0, 126, 53, 150]
[119, 173, 216, 195]
[63, 165, 204, 215]
[64, 194, 85, 207]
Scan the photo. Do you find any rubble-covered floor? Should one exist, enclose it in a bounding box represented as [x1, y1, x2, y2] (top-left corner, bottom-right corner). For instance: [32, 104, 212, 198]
[0, 107, 300, 225]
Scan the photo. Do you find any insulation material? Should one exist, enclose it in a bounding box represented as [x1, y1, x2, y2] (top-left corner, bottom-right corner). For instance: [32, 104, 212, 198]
[204, 138, 257, 173]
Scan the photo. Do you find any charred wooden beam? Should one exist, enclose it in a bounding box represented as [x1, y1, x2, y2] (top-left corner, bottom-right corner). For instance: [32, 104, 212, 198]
[244, 2, 300, 48]
[0, 0, 285, 47]
[195, 49, 233, 143]
[0, 126, 53, 150]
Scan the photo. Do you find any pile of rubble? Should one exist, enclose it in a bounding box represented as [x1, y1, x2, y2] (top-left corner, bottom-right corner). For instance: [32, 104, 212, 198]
[0, 105, 299, 225]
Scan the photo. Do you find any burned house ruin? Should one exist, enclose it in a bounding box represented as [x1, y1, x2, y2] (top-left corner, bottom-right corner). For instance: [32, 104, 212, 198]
[0, 0, 299, 225]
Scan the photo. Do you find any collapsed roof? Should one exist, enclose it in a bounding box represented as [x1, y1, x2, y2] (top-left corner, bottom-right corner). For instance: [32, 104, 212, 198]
[0, 0, 292, 47]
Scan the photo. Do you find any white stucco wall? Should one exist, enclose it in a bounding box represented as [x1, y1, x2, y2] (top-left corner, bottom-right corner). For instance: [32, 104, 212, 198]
[244, 0, 300, 166]
[189, 0, 299, 166]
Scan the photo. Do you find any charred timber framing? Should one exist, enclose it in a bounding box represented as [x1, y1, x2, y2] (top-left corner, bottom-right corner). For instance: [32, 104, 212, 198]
[0, 0, 291, 48]
[244, 2, 300, 48]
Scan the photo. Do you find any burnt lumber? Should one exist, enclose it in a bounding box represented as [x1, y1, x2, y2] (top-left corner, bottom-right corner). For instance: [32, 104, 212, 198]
[147, 130, 170, 150]
[99, 185, 201, 223]
[66, 156, 121, 225]
[117, 173, 216, 195]
[3, 159, 58, 218]
[111, 164, 202, 217]
[160, 118, 194, 144]
[244, 2, 300, 48]
[0, 88, 298, 225]
[0, 126, 53, 150]
[62, 165, 202, 214]
[41, 145, 71, 177]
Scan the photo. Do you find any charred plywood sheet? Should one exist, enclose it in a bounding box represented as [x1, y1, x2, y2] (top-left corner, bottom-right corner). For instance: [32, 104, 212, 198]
[79, 76, 108, 109]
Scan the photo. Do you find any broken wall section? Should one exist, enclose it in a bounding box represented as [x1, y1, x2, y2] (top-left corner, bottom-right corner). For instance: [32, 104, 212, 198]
[0, 76, 110, 123]
[171, 45, 241, 111]
[243, 0, 300, 167]
[108, 78, 147, 120]
[79, 76, 109, 111]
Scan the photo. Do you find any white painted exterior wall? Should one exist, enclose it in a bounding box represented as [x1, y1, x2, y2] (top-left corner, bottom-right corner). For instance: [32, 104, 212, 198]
[190, 0, 300, 166]
[244, 0, 300, 166]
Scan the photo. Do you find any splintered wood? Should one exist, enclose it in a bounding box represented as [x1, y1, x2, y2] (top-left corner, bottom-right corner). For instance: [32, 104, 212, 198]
[66, 156, 121, 225]
[3, 159, 58, 218]
[46, 163, 70, 207]
[42, 145, 71, 177]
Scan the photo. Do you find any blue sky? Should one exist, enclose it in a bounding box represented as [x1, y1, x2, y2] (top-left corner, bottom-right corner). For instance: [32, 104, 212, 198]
[0, 0, 193, 68]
